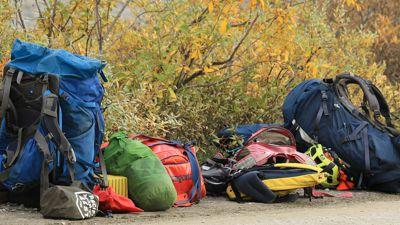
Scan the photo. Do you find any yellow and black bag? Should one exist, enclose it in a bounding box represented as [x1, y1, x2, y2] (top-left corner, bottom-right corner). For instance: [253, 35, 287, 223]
[226, 163, 326, 203]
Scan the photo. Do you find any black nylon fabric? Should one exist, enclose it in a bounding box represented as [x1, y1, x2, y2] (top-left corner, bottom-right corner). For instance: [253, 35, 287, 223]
[232, 171, 276, 203]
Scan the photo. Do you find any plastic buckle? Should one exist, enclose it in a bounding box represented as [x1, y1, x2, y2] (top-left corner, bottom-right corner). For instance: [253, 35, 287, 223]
[68, 148, 77, 163]
[373, 110, 381, 118]
[39, 74, 49, 84]
[11, 183, 25, 192]
[45, 156, 54, 165]
[321, 91, 328, 101]
[6, 67, 16, 75]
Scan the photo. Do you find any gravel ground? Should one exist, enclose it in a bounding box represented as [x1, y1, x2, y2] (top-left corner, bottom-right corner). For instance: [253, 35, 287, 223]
[0, 190, 399, 225]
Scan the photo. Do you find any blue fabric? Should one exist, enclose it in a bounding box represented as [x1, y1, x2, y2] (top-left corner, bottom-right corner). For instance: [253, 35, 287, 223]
[0, 39, 105, 191]
[7, 39, 105, 79]
[184, 144, 202, 203]
[282, 78, 400, 192]
[3, 128, 56, 189]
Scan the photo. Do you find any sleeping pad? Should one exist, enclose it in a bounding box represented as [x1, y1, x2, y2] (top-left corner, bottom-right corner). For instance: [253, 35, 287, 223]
[104, 132, 176, 211]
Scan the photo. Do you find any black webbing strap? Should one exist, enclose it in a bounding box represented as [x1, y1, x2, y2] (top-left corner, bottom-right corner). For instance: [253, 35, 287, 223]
[39, 77, 76, 184]
[321, 162, 336, 173]
[98, 148, 108, 187]
[42, 93, 76, 165]
[333, 74, 397, 137]
[34, 131, 52, 197]
[314, 105, 324, 131]
[314, 90, 329, 131]
[1, 68, 15, 117]
[357, 172, 364, 189]
[369, 84, 400, 136]
[321, 90, 329, 116]
[369, 84, 392, 125]
[230, 180, 244, 203]
[335, 74, 381, 117]
[360, 94, 369, 116]
[362, 128, 370, 174]
[5, 125, 37, 168]
[342, 122, 368, 143]
[341, 122, 371, 178]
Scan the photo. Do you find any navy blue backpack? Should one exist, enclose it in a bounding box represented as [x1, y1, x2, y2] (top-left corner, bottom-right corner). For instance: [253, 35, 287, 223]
[283, 73, 400, 192]
[0, 39, 107, 203]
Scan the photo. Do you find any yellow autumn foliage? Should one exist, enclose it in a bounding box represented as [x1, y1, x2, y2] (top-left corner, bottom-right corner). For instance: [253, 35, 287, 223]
[0, 0, 399, 156]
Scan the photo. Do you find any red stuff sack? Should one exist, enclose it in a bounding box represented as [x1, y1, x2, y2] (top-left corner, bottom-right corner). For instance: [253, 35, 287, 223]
[131, 134, 206, 207]
[93, 185, 143, 213]
[234, 126, 314, 169]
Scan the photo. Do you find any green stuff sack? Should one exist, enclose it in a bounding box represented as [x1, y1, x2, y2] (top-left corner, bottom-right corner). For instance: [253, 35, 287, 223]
[104, 132, 176, 211]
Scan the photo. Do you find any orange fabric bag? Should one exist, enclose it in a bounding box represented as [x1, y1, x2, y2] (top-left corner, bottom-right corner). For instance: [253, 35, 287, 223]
[131, 134, 206, 207]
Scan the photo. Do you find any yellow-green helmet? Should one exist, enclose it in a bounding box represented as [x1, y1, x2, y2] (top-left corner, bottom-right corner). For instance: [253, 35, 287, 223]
[305, 144, 339, 188]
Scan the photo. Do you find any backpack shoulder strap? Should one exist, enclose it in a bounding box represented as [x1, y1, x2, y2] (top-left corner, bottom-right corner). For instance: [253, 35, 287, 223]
[41, 76, 76, 183]
[334, 73, 381, 117]
[1, 67, 15, 118]
[369, 83, 400, 136]
[333, 73, 397, 135]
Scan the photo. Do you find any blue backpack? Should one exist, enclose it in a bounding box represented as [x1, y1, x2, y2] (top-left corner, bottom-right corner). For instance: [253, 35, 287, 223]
[283, 73, 400, 193]
[0, 39, 107, 201]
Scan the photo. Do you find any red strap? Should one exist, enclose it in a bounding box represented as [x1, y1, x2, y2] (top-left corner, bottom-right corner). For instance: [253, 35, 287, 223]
[312, 189, 353, 198]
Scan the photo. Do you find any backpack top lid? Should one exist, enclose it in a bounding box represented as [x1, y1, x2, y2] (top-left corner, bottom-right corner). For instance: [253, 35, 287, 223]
[7, 39, 106, 80]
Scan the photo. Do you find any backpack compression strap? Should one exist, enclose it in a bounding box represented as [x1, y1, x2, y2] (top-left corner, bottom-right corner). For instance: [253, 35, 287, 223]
[180, 144, 203, 205]
[34, 130, 53, 196]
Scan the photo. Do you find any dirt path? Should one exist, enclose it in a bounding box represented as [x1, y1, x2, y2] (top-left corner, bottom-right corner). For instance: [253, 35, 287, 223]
[0, 191, 399, 225]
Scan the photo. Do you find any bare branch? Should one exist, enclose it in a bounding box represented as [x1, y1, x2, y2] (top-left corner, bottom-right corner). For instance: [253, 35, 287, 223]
[104, 0, 133, 41]
[72, 34, 85, 44]
[304, 46, 322, 65]
[230, 20, 250, 27]
[47, 12, 78, 53]
[212, 14, 259, 66]
[190, 7, 209, 26]
[34, 0, 46, 27]
[60, 1, 80, 31]
[105, 8, 169, 51]
[185, 60, 269, 89]
[13, 0, 26, 32]
[42, 0, 50, 10]
[177, 14, 259, 88]
[47, 0, 58, 47]
[95, 0, 103, 57]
